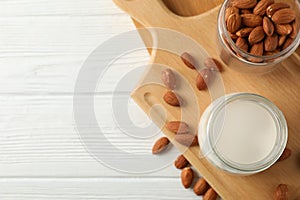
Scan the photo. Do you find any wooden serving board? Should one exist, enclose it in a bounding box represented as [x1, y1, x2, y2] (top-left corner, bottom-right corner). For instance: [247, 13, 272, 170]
[113, 0, 300, 199]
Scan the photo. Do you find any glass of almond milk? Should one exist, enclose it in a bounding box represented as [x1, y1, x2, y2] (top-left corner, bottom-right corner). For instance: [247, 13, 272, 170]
[198, 93, 288, 175]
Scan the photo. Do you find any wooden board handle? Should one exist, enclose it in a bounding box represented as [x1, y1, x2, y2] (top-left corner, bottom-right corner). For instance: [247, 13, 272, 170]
[162, 0, 223, 16]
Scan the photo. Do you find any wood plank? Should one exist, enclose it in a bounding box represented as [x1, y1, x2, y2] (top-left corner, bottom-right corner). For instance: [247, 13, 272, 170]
[0, 178, 202, 200]
[0, 0, 123, 16]
[0, 94, 183, 177]
[0, 50, 148, 93]
[0, 0, 149, 93]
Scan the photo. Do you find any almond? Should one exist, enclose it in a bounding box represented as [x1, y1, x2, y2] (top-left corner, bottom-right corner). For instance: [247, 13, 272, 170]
[226, 7, 239, 22]
[181, 52, 196, 69]
[163, 91, 182, 107]
[229, 32, 238, 41]
[240, 9, 252, 14]
[181, 167, 194, 189]
[272, 8, 296, 24]
[227, 13, 242, 33]
[253, 0, 274, 16]
[264, 33, 278, 52]
[275, 24, 293, 35]
[249, 26, 265, 45]
[236, 27, 253, 37]
[161, 69, 176, 90]
[152, 137, 170, 154]
[249, 42, 264, 62]
[166, 121, 189, 134]
[175, 155, 189, 169]
[175, 134, 198, 147]
[266, 3, 290, 18]
[277, 148, 292, 162]
[282, 37, 294, 50]
[278, 35, 287, 47]
[232, 0, 257, 9]
[203, 188, 218, 200]
[290, 19, 299, 39]
[241, 14, 263, 27]
[196, 68, 212, 90]
[194, 178, 210, 196]
[204, 58, 223, 72]
[236, 37, 249, 52]
[250, 42, 264, 56]
[263, 17, 275, 36]
[264, 49, 280, 56]
[274, 184, 288, 200]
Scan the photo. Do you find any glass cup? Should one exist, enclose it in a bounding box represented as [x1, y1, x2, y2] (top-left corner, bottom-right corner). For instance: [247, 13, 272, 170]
[217, 0, 300, 73]
[198, 93, 288, 175]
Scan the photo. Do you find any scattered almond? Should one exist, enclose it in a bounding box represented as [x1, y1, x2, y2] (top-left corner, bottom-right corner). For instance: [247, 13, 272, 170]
[175, 134, 198, 147]
[266, 2, 290, 18]
[275, 24, 293, 35]
[265, 33, 278, 52]
[166, 121, 189, 134]
[161, 69, 176, 90]
[236, 27, 254, 37]
[277, 148, 292, 162]
[181, 52, 196, 69]
[194, 178, 210, 196]
[263, 16, 275, 36]
[253, 0, 274, 16]
[175, 155, 189, 169]
[203, 188, 218, 200]
[241, 14, 263, 27]
[152, 137, 170, 154]
[204, 58, 223, 72]
[181, 167, 194, 189]
[196, 68, 212, 90]
[272, 8, 296, 24]
[236, 37, 249, 52]
[163, 91, 182, 107]
[232, 0, 257, 9]
[274, 184, 288, 200]
[227, 13, 242, 33]
[249, 26, 265, 45]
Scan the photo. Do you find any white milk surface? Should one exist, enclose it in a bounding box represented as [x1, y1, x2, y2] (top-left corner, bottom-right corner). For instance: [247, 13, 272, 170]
[213, 100, 277, 165]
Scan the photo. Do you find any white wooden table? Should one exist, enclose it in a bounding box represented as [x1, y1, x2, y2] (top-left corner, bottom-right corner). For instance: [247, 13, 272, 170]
[0, 0, 201, 199]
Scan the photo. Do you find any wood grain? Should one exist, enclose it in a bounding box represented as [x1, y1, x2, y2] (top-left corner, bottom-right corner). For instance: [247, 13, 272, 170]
[0, 178, 199, 200]
[114, 0, 300, 199]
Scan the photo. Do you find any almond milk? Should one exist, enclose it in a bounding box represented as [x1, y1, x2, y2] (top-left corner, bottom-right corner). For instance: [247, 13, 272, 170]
[199, 93, 288, 175]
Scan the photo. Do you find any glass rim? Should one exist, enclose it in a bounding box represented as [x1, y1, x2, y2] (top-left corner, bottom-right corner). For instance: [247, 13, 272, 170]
[218, 0, 300, 66]
[206, 93, 288, 173]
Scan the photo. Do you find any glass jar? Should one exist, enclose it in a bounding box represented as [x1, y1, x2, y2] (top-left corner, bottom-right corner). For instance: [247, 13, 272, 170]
[198, 93, 288, 175]
[217, 0, 300, 73]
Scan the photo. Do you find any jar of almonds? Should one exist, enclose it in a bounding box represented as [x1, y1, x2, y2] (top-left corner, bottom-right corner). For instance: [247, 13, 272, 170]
[217, 0, 300, 73]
